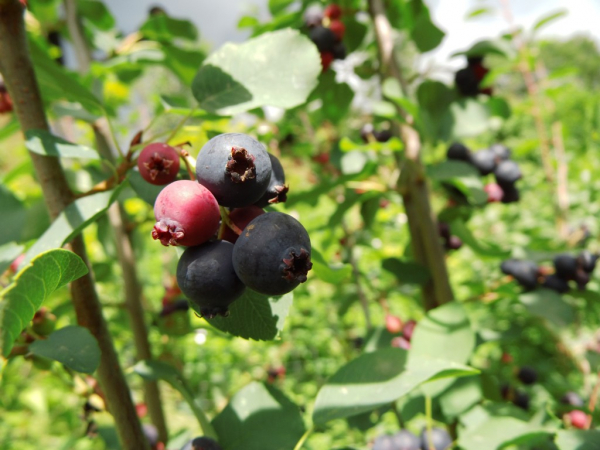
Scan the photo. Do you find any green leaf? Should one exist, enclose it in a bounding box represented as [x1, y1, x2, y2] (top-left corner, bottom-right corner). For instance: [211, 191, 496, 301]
[459, 416, 551, 450]
[555, 430, 600, 450]
[466, 7, 494, 19]
[427, 160, 480, 180]
[212, 382, 305, 450]
[312, 71, 354, 123]
[407, 302, 475, 396]
[140, 15, 198, 41]
[0, 118, 20, 142]
[134, 360, 217, 439]
[439, 376, 482, 418]
[128, 170, 165, 206]
[520, 289, 574, 327]
[0, 185, 27, 246]
[77, 0, 115, 31]
[29, 326, 100, 373]
[410, 3, 445, 52]
[205, 290, 293, 341]
[268, 0, 295, 15]
[0, 242, 24, 275]
[487, 96, 511, 119]
[533, 9, 567, 32]
[192, 29, 320, 115]
[451, 219, 511, 257]
[312, 248, 352, 284]
[382, 258, 430, 285]
[29, 38, 103, 115]
[25, 129, 99, 160]
[312, 347, 478, 424]
[451, 39, 513, 59]
[0, 249, 88, 357]
[21, 189, 122, 268]
[448, 99, 491, 138]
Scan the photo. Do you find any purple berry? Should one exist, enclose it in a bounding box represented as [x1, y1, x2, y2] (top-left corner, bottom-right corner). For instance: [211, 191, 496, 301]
[254, 153, 288, 208]
[561, 391, 585, 407]
[221, 206, 265, 244]
[392, 429, 420, 450]
[542, 275, 570, 293]
[181, 436, 223, 450]
[554, 254, 578, 280]
[196, 133, 272, 208]
[469, 148, 497, 175]
[517, 366, 537, 385]
[494, 160, 522, 185]
[232, 212, 312, 296]
[447, 142, 471, 162]
[176, 241, 246, 318]
[152, 180, 221, 247]
[455, 67, 479, 97]
[420, 427, 452, 450]
[137, 143, 180, 185]
[489, 143, 511, 161]
[309, 26, 337, 52]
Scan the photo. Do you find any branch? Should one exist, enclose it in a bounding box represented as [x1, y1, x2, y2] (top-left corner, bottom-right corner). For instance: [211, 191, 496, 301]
[367, 0, 453, 309]
[0, 2, 149, 448]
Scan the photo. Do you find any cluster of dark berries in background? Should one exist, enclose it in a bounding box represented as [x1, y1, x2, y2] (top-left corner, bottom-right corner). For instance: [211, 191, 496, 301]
[181, 436, 222, 450]
[150, 133, 312, 318]
[447, 142, 521, 204]
[304, 4, 346, 71]
[360, 123, 393, 143]
[0, 81, 13, 114]
[500, 250, 598, 293]
[455, 55, 492, 97]
[438, 222, 463, 251]
[373, 427, 451, 450]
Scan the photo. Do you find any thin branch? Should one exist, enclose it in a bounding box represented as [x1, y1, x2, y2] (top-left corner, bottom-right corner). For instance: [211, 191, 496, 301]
[552, 121, 569, 239]
[0, 2, 149, 448]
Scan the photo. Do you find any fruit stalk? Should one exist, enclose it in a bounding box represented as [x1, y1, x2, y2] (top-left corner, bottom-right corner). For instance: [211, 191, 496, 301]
[367, 0, 453, 309]
[0, 2, 149, 448]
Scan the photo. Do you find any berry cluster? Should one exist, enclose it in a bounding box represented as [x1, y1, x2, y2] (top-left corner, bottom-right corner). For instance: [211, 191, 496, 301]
[0, 81, 13, 114]
[151, 133, 312, 318]
[373, 427, 451, 450]
[447, 142, 521, 203]
[454, 55, 492, 97]
[304, 4, 347, 71]
[500, 250, 598, 293]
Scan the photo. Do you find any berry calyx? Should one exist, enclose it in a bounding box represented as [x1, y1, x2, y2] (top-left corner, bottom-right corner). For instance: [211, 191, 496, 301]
[281, 247, 312, 283]
[137, 143, 180, 185]
[225, 146, 256, 183]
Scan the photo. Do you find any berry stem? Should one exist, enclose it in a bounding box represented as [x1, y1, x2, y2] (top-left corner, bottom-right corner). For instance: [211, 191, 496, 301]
[165, 106, 198, 145]
[292, 425, 314, 450]
[217, 206, 243, 239]
[177, 147, 196, 181]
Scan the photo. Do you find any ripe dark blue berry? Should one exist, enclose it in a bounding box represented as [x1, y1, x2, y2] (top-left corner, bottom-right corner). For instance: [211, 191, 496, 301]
[233, 212, 312, 296]
[420, 427, 452, 450]
[513, 390, 530, 410]
[332, 41, 347, 60]
[181, 436, 223, 450]
[489, 143, 511, 161]
[517, 366, 537, 385]
[455, 67, 479, 97]
[447, 142, 471, 162]
[494, 160, 522, 185]
[176, 241, 246, 318]
[554, 254, 578, 280]
[542, 275, 570, 293]
[501, 259, 539, 290]
[196, 133, 272, 208]
[561, 391, 585, 407]
[254, 153, 288, 208]
[309, 26, 337, 52]
[578, 250, 598, 273]
[373, 434, 396, 450]
[469, 148, 497, 175]
[392, 429, 420, 450]
[499, 182, 519, 203]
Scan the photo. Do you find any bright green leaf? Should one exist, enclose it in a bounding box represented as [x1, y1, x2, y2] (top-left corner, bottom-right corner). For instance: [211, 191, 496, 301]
[312, 248, 352, 284]
[25, 129, 99, 160]
[0, 249, 88, 357]
[533, 9, 567, 32]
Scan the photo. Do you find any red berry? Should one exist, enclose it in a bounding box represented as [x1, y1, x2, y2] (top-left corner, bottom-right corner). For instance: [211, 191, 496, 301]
[9, 253, 25, 273]
[485, 183, 504, 203]
[137, 143, 180, 185]
[320, 51, 334, 72]
[329, 20, 345, 41]
[221, 205, 265, 244]
[480, 87, 493, 96]
[402, 319, 417, 341]
[152, 180, 220, 247]
[324, 4, 342, 19]
[313, 152, 330, 164]
[391, 336, 411, 350]
[567, 410, 589, 429]
[385, 314, 403, 334]
[0, 84, 13, 114]
[472, 63, 489, 82]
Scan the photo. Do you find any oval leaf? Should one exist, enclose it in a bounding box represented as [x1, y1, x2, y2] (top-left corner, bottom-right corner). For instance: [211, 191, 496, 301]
[556, 430, 600, 450]
[25, 129, 99, 160]
[0, 249, 88, 356]
[212, 381, 305, 450]
[204, 290, 293, 341]
[312, 248, 352, 284]
[29, 326, 100, 373]
[312, 347, 478, 424]
[192, 29, 320, 115]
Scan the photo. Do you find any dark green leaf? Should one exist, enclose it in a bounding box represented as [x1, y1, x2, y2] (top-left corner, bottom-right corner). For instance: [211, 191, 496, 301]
[212, 382, 305, 450]
[140, 15, 198, 41]
[25, 129, 99, 160]
[312, 71, 354, 123]
[451, 219, 511, 257]
[78, 0, 115, 31]
[128, 170, 165, 206]
[29, 326, 100, 373]
[382, 258, 430, 285]
[268, 0, 295, 15]
[205, 290, 293, 341]
[0, 185, 27, 246]
[0, 249, 88, 357]
[410, 5, 445, 52]
[459, 416, 550, 450]
[312, 347, 478, 424]
[555, 430, 600, 450]
[192, 29, 320, 115]
[520, 289, 574, 327]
